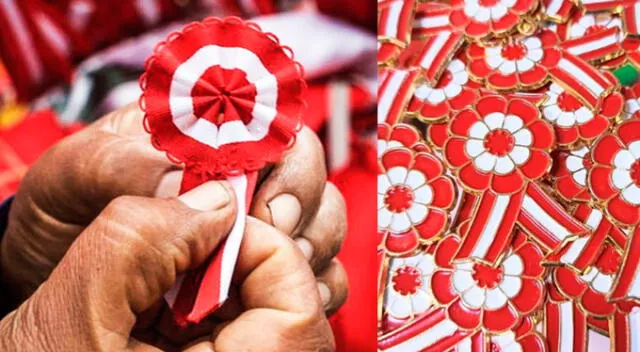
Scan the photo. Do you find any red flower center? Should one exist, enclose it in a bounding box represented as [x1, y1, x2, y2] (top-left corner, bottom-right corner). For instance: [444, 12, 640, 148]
[385, 185, 414, 213]
[479, 0, 501, 7]
[585, 24, 606, 36]
[630, 159, 640, 186]
[484, 129, 515, 156]
[472, 263, 504, 289]
[501, 42, 527, 60]
[435, 70, 453, 89]
[596, 249, 621, 275]
[191, 66, 257, 127]
[557, 91, 582, 112]
[392, 266, 423, 295]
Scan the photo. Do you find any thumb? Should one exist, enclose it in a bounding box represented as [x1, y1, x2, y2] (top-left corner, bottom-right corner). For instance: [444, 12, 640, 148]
[0, 181, 236, 351]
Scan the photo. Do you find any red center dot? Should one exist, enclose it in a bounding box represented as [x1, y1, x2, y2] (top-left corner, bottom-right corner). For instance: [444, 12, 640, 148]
[392, 266, 423, 295]
[630, 160, 640, 186]
[557, 91, 582, 112]
[479, 0, 500, 7]
[385, 185, 414, 213]
[501, 42, 528, 60]
[484, 129, 515, 156]
[596, 249, 621, 275]
[472, 263, 504, 289]
[434, 70, 453, 89]
[585, 24, 606, 36]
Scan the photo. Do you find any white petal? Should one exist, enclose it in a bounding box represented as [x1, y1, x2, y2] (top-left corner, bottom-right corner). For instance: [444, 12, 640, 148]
[411, 290, 433, 314]
[485, 287, 508, 309]
[406, 169, 426, 189]
[516, 58, 534, 72]
[407, 203, 429, 224]
[614, 150, 636, 169]
[449, 59, 465, 73]
[414, 84, 433, 100]
[543, 104, 562, 121]
[591, 273, 614, 294]
[490, 3, 508, 19]
[462, 286, 486, 309]
[629, 140, 640, 159]
[475, 152, 497, 172]
[565, 155, 585, 172]
[622, 184, 640, 205]
[499, 275, 522, 298]
[452, 70, 469, 85]
[427, 89, 446, 104]
[557, 111, 577, 127]
[378, 174, 392, 194]
[513, 129, 532, 146]
[474, 7, 490, 22]
[465, 139, 485, 158]
[573, 169, 587, 186]
[413, 185, 434, 205]
[444, 83, 462, 98]
[575, 107, 594, 123]
[388, 295, 412, 318]
[524, 37, 542, 49]
[510, 146, 530, 165]
[484, 112, 506, 130]
[464, 0, 481, 16]
[612, 168, 633, 190]
[456, 261, 474, 272]
[503, 254, 524, 276]
[469, 121, 490, 139]
[504, 343, 524, 352]
[491, 332, 517, 347]
[379, 207, 393, 228]
[486, 51, 504, 69]
[550, 83, 565, 94]
[418, 255, 437, 275]
[581, 268, 598, 282]
[390, 212, 412, 232]
[498, 60, 517, 74]
[377, 140, 387, 157]
[526, 48, 544, 62]
[494, 156, 515, 175]
[503, 114, 524, 132]
[625, 99, 640, 117]
[453, 270, 475, 293]
[501, 0, 517, 7]
[377, 193, 384, 209]
[573, 146, 589, 157]
[387, 166, 408, 184]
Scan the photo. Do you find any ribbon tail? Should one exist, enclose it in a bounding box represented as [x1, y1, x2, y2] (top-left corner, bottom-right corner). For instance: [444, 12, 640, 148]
[611, 310, 640, 352]
[609, 227, 640, 303]
[544, 299, 588, 352]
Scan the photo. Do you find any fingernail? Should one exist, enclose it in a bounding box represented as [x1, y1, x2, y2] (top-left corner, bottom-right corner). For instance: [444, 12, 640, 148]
[295, 237, 314, 260]
[318, 282, 332, 308]
[179, 181, 231, 211]
[268, 194, 301, 235]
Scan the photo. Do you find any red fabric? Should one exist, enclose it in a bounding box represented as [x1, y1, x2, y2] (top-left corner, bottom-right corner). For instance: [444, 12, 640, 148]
[0, 110, 80, 201]
[315, 0, 376, 32]
[328, 140, 377, 352]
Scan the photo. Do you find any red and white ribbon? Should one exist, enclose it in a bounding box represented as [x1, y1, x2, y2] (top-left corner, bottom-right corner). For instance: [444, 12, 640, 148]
[612, 309, 640, 352]
[378, 68, 419, 124]
[412, 3, 453, 37]
[542, 0, 575, 23]
[549, 53, 611, 109]
[378, 308, 472, 352]
[610, 226, 640, 303]
[544, 299, 588, 352]
[560, 27, 624, 63]
[413, 31, 464, 86]
[624, 3, 640, 36]
[378, 0, 415, 45]
[581, 0, 635, 13]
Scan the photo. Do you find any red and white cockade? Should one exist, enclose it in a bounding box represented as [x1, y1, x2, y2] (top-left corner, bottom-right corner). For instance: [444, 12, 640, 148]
[377, 123, 431, 157]
[444, 95, 554, 194]
[467, 30, 561, 91]
[408, 59, 478, 121]
[384, 253, 437, 319]
[141, 17, 304, 324]
[449, 0, 538, 39]
[431, 233, 545, 332]
[551, 146, 592, 203]
[378, 148, 456, 255]
[562, 12, 623, 40]
[541, 82, 622, 146]
[590, 119, 640, 227]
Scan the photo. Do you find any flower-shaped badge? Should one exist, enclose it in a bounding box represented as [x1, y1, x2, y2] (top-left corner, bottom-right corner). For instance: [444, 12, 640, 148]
[467, 30, 561, 91]
[590, 119, 640, 227]
[449, 0, 538, 39]
[407, 58, 478, 121]
[550, 146, 593, 203]
[562, 12, 623, 40]
[541, 81, 622, 147]
[140, 17, 304, 324]
[444, 95, 555, 194]
[431, 232, 545, 332]
[488, 316, 547, 351]
[383, 252, 437, 320]
[377, 123, 430, 157]
[378, 148, 456, 255]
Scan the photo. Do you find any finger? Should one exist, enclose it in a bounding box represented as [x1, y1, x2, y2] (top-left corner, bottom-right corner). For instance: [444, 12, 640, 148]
[12, 181, 237, 351]
[250, 127, 327, 236]
[213, 218, 334, 351]
[295, 182, 347, 273]
[316, 259, 349, 315]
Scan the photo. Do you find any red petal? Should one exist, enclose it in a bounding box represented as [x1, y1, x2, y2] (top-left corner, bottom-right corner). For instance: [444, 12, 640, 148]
[389, 124, 421, 149]
[434, 235, 460, 268]
[385, 230, 419, 255]
[492, 171, 526, 194]
[528, 120, 555, 149]
[483, 304, 518, 331]
[466, 21, 490, 38]
[487, 72, 519, 89]
[508, 98, 540, 124]
[581, 287, 615, 317]
[519, 150, 551, 181]
[510, 279, 544, 314]
[555, 126, 579, 146]
[608, 195, 640, 226]
[517, 65, 547, 86]
[381, 148, 414, 171]
[448, 299, 482, 330]
[428, 122, 448, 149]
[469, 58, 493, 79]
[443, 137, 471, 168]
[415, 208, 447, 241]
[429, 177, 456, 208]
[617, 119, 640, 145]
[431, 271, 458, 304]
[578, 115, 609, 141]
[589, 165, 617, 201]
[592, 134, 623, 165]
[414, 153, 445, 180]
[459, 163, 491, 191]
[450, 109, 481, 136]
[476, 95, 507, 116]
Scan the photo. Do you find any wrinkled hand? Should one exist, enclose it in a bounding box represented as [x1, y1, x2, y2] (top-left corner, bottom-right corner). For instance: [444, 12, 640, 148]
[0, 103, 347, 316]
[0, 183, 334, 351]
